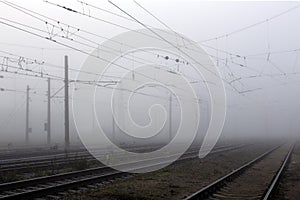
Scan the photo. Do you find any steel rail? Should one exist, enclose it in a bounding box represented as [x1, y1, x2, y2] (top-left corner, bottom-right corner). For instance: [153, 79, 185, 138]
[0, 144, 240, 173]
[184, 144, 282, 200]
[0, 145, 245, 199]
[0, 144, 177, 173]
[262, 144, 294, 200]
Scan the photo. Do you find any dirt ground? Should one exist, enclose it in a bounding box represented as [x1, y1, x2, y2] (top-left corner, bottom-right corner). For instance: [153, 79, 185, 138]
[64, 143, 275, 200]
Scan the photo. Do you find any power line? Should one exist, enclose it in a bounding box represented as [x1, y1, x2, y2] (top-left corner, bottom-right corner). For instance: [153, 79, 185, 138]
[43, 0, 162, 41]
[0, 15, 216, 99]
[1, 1, 193, 79]
[0, 49, 212, 96]
[1, 0, 245, 82]
[197, 3, 300, 43]
[0, 49, 209, 103]
[1, 62, 65, 80]
[71, 1, 296, 94]
[2, 1, 295, 97]
[112, 0, 256, 95]
[1, 65, 207, 107]
[132, 0, 274, 94]
[0, 41, 81, 50]
[246, 48, 300, 57]
[77, 0, 137, 22]
[0, 49, 142, 82]
[108, 1, 227, 83]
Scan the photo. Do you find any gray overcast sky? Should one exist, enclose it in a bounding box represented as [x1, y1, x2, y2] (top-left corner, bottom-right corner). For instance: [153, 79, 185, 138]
[0, 0, 300, 146]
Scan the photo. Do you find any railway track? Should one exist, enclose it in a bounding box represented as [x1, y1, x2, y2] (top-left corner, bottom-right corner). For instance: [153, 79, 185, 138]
[0, 146, 88, 161]
[184, 143, 294, 200]
[0, 144, 176, 173]
[273, 143, 300, 199]
[0, 145, 244, 199]
[0, 144, 239, 174]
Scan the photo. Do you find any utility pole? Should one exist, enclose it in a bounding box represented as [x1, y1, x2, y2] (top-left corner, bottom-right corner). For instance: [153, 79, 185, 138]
[64, 55, 70, 149]
[47, 78, 51, 145]
[25, 85, 30, 144]
[169, 93, 172, 142]
[112, 98, 115, 143]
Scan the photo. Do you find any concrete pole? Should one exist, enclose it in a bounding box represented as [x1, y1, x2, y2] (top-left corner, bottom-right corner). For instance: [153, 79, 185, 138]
[64, 56, 70, 149]
[169, 93, 172, 142]
[25, 85, 30, 144]
[47, 78, 51, 145]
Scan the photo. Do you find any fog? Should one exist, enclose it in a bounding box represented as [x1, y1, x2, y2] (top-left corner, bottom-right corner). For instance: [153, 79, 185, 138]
[0, 0, 299, 148]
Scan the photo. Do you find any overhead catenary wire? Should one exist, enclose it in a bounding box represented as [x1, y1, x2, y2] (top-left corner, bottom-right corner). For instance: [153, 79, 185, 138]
[0, 1, 202, 82]
[0, 48, 212, 100]
[0, 15, 290, 96]
[0, 55, 208, 107]
[117, 0, 260, 94]
[131, 0, 284, 91]
[39, 0, 247, 81]
[0, 1, 284, 95]
[1, 0, 298, 97]
[196, 3, 300, 43]
[0, 46, 212, 106]
[42, 0, 163, 41]
[0, 0, 264, 78]
[0, 13, 220, 101]
[108, 1, 233, 87]
[0, 50, 144, 82]
[2, 1, 300, 147]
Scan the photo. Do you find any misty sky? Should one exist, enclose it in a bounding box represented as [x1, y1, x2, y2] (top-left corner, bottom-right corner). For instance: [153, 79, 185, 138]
[0, 0, 299, 147]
